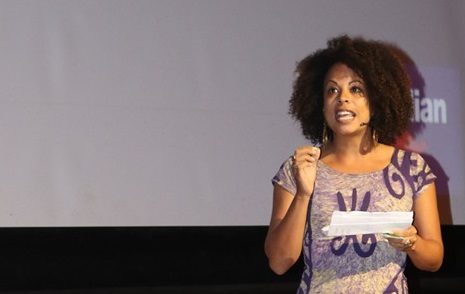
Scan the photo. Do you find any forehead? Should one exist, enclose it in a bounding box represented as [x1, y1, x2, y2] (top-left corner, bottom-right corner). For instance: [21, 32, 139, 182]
[325, 63, 362, 83]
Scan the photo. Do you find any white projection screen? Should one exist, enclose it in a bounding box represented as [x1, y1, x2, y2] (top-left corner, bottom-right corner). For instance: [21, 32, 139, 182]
[0, 0, 464, 226]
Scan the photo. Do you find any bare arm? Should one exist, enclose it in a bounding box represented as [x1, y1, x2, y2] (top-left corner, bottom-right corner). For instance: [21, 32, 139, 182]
[264, 146, 320, 275]
[408, 183, 444, 271]
[389, 183, 444, 271]
[264, 186, 310, 275]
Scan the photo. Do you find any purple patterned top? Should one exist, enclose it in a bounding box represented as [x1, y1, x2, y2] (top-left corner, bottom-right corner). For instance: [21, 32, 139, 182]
[272, 148, 436, 294]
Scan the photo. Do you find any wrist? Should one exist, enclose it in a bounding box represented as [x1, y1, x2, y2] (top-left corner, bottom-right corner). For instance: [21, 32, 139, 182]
[295, 192, 312, 199]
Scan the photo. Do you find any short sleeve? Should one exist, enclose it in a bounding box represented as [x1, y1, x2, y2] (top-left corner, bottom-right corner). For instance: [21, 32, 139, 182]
[271, 157, 297, 195]
[409, 152, 437, 198]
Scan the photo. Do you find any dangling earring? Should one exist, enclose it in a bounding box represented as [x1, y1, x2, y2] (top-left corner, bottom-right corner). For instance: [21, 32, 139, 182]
[372, 127, 378, 146]
[322, 122, 329, 147]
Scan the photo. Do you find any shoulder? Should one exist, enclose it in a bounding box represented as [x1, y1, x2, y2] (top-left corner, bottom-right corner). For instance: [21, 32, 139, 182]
[391, 148, 437, 196]
[272, 157, 297, 195]
[392, 148, 429, 168]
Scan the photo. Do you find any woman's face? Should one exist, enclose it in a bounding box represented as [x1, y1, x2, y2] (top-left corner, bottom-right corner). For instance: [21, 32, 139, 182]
[323, 63, 371, 139]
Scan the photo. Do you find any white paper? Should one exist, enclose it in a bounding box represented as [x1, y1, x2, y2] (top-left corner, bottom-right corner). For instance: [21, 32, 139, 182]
[322, 211, 413, 237]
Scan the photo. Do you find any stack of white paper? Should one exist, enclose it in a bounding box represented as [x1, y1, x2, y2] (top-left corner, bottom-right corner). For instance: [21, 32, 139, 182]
[322, 211, 413, 237]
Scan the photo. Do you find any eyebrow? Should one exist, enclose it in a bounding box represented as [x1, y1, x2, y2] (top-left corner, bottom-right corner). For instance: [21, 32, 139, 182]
[325, 79, 364, 86]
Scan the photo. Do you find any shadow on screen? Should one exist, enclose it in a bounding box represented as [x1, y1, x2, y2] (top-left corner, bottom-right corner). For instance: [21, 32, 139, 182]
[390, 44, 452, 225]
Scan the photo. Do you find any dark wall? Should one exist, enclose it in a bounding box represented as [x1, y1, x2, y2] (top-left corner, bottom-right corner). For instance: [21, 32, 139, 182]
[0, 226, 463, 293]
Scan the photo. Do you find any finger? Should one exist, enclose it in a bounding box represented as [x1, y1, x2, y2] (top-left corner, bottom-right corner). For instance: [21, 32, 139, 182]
[295, 146, 320, 156]
[295, 145, 315, 153]
[312, 146, 321, 158]
[296, 154, 317, 163]
[293, 163, 313, 171]
[294, 147, 320, 162]
[394, 225, 416, 236]
[407, 225, 418, 235]
[402, 238, 412, 246]
[388, 236, 415, 252]
[402, 239, 414, 251]
[387, 239, 404, 247]
[388, 241, 403, 251]
[392, 225, 415, 238]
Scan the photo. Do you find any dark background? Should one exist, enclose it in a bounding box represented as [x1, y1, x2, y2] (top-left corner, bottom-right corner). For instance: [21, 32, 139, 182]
[0, 225, 463, 293]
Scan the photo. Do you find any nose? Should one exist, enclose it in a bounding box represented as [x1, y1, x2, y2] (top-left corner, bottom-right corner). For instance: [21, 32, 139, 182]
[337, 89, 350, 103]
[337, 96, 349, 104]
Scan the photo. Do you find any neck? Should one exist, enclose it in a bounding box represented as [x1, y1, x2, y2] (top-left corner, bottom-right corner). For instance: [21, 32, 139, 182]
[325, 129, 376, 157]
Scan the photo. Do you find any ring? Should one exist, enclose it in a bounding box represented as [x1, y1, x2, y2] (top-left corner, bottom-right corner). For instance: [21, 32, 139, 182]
[403, 239, 412, 248]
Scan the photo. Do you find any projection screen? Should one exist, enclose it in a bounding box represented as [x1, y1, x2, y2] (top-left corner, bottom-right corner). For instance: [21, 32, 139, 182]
[0, 0, 464, 226]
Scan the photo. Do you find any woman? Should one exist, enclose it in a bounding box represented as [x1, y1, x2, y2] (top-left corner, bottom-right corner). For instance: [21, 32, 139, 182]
[264, 35, 443, 293]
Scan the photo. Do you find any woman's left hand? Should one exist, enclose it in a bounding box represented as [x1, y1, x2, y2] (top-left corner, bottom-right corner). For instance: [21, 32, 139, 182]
[385, 225, 418, 252]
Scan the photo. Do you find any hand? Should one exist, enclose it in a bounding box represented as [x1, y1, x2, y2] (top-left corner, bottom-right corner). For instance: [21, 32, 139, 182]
[292, 146, 320, 197]
[385, 225, 418, 252]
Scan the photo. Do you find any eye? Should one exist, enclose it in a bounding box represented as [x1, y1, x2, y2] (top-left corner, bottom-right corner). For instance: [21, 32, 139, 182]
[350, 86, 364, 95]
[326, 87, 339, 95]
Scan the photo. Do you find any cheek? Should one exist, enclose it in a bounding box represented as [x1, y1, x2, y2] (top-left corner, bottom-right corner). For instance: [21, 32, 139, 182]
[357, 100, 371, 116]
[323, 97, 339, 118]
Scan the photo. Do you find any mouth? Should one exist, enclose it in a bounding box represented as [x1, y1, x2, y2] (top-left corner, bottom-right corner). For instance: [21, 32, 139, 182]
[335, 110, 356, 122]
